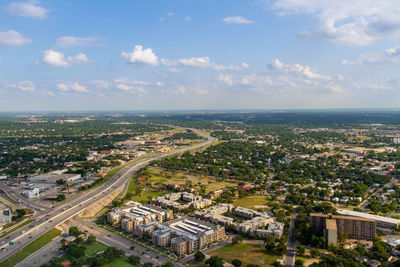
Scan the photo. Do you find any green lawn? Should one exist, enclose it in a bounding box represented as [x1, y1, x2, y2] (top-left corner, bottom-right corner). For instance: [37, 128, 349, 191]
[85, 241, 108, 256]
[0, 228, 61, 267]
[233, 196, 268, 209]
[208, 242, 280, 267]
[105, 257, 138, 267]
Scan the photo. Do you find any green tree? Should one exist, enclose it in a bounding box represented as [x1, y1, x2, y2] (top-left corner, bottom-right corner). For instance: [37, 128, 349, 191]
[194, 251, 205, 262]
[69, 226, 80, 236]
[56, 193, 66, 201]
[232, 259, 242, 267]
[232, 235, 243, 245]
[264, 234, 275, 251]
[144, 262, 153, 267]
[205, 256, 224, 267]
[297, 245, 305, 257]
[128, 255, 141, 265]
[310, 248, 320, 258]
[162, 262, 174, 267]
[294, 259, 304, 267]
[87, 234, 96, 245]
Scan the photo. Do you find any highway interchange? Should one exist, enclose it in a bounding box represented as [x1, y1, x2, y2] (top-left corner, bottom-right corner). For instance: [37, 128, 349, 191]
[0, 128, 216, 265]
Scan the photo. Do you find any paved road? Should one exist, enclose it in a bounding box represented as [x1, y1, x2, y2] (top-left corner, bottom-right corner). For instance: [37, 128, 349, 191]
[0, 128, 215, 263]
[283, 214, 297, 267]
[359, 177, 397, 209]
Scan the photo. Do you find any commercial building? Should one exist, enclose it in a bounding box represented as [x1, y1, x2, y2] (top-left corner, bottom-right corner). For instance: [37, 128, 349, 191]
[22, 187, 40, 198]
[135, 216, 225, 256]
[153, 192, 212, 211]
[28, 173, 81, 184]
[337, 209, 400, 229]
[0, 209, 12, 226]
[310, 213, 376, 246]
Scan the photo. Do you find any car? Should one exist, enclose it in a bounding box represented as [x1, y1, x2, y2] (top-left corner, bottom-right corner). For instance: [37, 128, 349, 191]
[107, 235, 111, 237]
[29, 236, 32, 239]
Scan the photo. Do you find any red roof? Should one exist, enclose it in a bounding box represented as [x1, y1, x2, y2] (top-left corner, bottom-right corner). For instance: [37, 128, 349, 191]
[61, 261, 71, 266]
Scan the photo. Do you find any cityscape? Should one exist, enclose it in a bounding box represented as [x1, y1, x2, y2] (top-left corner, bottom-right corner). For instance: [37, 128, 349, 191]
[2, 1, 400, 267]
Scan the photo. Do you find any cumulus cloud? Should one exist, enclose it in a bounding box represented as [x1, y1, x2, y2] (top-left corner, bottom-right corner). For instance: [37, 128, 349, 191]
[42, 50, 92, 67]
[222, 16, 253, 24]
[271, 0, 400, 45]
[56, 36, 103, 47]
[0, 30, 31, 46]
[175, 57, 243, 71]
[268, 59, 331, 80]
[194, 89, 208, 95]
[112, 77, 155, 94]
[89, 80, 110, 90]
[7, 0, 48, 19]
[10, 80, 35, 91]
[121, 45, 159, 66]
[386, 45, 400, 57]
[56, 82, 89, 93]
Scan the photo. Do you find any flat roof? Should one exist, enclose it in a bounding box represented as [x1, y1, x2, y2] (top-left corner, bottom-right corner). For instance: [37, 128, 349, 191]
[337, 209, 400, 225]
[326, 219, 337, 230]
[310, 213, 375, 222]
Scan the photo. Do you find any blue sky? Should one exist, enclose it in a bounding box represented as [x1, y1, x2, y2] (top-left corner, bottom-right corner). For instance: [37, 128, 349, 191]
[1, 0, 400, 111]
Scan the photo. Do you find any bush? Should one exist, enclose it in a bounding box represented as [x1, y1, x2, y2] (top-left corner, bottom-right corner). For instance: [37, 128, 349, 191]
[194, 251, 205, 262]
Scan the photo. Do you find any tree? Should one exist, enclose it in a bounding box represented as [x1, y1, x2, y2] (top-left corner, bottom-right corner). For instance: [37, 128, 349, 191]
[232, 259, 242, 267]
[162, 262, 174, 267]
[294, 259, 304, 267]
[338, 232, 347, 244]
[144, 263, 153, 267]
[194, 251, 205, 262]
[272, 262, 284, 267]
[128, 255, 141, 265]
[275, 241, 287, 255]
[69, 226, 80, 236]
[297, 245, 305, 257]
[56, 179, 66, 185]
[264, 234, 275, 251]
[56, 193, 66, 201]
[246, 265, 260, 267]
[205, 256, 224, 267]
[310, 248, 320, 258]
[232, 235, 243, 245]
[87, 234, 96, 245]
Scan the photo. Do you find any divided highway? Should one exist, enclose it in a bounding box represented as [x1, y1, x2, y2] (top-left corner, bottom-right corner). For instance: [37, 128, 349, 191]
[0, 128, 215, 263]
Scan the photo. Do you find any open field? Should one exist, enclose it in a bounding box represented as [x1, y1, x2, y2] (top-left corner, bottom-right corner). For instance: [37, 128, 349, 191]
[0, 228, 61, 267]
[85, 241, 108, 256]
[233, 196, 268, 209]
[145, 167, 239, 193]
[105, 257, 137, 267]
[208, 242, 280, 267]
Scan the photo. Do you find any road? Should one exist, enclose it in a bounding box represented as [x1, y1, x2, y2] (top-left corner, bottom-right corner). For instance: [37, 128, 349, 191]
[0, 128, 216, 263]
[283, 214, 297, 267]
[358, 177, 397, 209]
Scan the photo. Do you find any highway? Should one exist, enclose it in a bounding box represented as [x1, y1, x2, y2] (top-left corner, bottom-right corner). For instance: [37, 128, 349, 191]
[0, 128, 215, 263]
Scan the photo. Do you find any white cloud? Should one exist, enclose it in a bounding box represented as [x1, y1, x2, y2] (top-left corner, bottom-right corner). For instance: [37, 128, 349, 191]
[0, 57, 2, 62]
[177, 56, 242, 71]
[222, 16, 253, 24]
[268, 59, 331, 80]
[0, 30, 31, 46]
[167, 12, 174, 16]
[7, 1, 48, 19]
[56, 36, 103, 47]
[121, 45, 159, 66]
[160, 58, 178, 66]
[112, 77, 153, 94]
[56, 82, 89, 93]
[184, 16, 192, 22]
[217, 73, 234, 85]
[271, 0, 400, 45]
[10, 80, 35, 91]
[42, 50, 92, 67]
[386, 45, 400, 57]
[90, 80, 110, 90]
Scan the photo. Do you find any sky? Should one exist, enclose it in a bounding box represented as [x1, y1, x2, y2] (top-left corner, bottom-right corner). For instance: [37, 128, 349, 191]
[1, 0, 400, 111]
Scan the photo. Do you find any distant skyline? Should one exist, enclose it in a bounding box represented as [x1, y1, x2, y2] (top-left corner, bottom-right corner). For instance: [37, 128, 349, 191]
[1, 0, 400, 111]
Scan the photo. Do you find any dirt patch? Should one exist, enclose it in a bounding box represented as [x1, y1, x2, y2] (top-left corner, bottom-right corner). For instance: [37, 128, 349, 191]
[79, 185, 124, 218]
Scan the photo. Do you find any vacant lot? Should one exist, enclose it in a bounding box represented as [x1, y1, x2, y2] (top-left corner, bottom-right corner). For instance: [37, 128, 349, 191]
[208, 242, 280, 267]
[233, 196, 268, 209]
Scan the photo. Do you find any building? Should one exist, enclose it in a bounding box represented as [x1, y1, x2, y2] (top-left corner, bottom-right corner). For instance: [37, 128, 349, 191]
[337, 209, 400, 229]
[153, 192, 211, 211]
[136, 216, 225, 256]
[310, 213, 376, 246]
[208, 190, 223, 199]
[0, 209, 12, 226]
[108, 201, 173, 231]
[28, 173, 81, 184]
[22, 187, 40, 198]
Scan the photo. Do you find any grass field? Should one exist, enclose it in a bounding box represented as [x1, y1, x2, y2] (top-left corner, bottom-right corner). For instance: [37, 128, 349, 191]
[105, 257, 137, 267]
[208, 242, 280, 267]
[85, 241, 108, 256]
[0, 228, 61, 267]
[233, 196, 268, 209]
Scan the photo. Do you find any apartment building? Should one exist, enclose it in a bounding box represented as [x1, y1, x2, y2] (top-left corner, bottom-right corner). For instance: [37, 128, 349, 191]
[310, 213, 376, 246]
